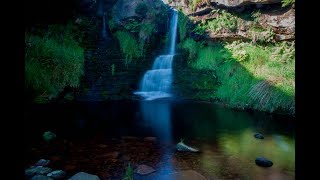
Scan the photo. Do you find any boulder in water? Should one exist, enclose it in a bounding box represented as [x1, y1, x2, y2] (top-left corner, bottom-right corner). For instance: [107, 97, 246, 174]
[47, 170, 66, 179]
[153, 170, 207, 180]
[43, 131, 56, 143]
[69, 172, 100, 180]
[135, 164, 156, 175]
[35, 159, 50, 167]
[31, 175, 54, 180]
[254, 133, 264, 139]
[25, 166, 53, 177]
[255, 157, 273, 167]
[176, 139, 199, 152]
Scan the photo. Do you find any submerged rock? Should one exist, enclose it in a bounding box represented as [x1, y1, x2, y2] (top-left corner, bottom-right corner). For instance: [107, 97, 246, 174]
[176, 139, 199, 152]
[255, 157, 273, 167]
[31, 175, 54, 180]
[254, 133, 264, 139]
[143, 137, 157, 142]
[68, 172, 100, 180]
[135, 164, 156, 175]
[154, 170, 206, 180]
[47, 170, 66, 179]
[35, 159, 50, 167]
[25, 166, 53, 177]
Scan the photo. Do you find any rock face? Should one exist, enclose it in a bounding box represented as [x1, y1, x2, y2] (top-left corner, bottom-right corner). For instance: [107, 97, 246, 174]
[111, 0, 140, 24]
[166, 0, 294, 42]
[135, 164, 156, 175]
[255, 157, 273, 167]
[69, 172, 100, 180]
[111, 0, 170, 30]
[213, 0, 282, 7]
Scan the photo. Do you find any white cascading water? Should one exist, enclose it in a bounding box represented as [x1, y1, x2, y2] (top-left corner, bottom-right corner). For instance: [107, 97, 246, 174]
[134, 9, 178, 100]
[102, 13, 107, 39]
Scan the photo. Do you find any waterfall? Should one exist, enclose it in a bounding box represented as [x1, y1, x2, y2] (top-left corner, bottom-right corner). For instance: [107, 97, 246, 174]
[134, 9, 178, 100]
[169, 9, 178, 55]
[102, 13, 107, 39]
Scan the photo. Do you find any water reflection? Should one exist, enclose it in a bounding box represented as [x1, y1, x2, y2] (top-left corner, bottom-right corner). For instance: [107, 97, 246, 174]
[25, 100, 295, 179]
[140, 100, 173, 143]
[139, 99, 175, 177]
[218, 129, 295, 174]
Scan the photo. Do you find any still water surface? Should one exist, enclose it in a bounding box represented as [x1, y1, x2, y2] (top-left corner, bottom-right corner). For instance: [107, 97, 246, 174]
[25, 99, 295, 179]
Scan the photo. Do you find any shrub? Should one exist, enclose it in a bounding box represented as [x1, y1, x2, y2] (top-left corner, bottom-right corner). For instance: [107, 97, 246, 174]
[25, 24, 84, 102]
[206, 10, 238, 33]
[114, 31, 142, 62]
[281, 0, 295, 7]
[179, 38, 201, 62]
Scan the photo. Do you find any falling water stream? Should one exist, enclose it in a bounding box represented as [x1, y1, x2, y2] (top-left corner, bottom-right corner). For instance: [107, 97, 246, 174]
[134, 9, 178, 100]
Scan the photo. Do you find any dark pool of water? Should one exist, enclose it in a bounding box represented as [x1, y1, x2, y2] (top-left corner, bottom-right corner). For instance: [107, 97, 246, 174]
[25, 99, 295, 179]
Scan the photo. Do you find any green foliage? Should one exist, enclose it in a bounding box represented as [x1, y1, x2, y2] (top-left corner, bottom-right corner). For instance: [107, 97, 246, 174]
[111, 64, 115, 76]
[178, 11, 190, 40]
[135, 2, 148, 17]
[271, 41, 295, 63]
[25, 24, 84, 102]
[248, 25, 276, 43]
[101, 90, 109, 99]
[192, 21, 207, 35]
[115, 31, 142, 62]
[179, 38, 202, 62]
[123, 19, 141, 33]
[138, 22, 156, 55]
[190, 0, 202, 11]
[108, 18, 116, 31]
[43, 131, 56, 143]
[195, 10, 238, 34]
[281, 0, 295, 7]
[225, 41, 250, 62]
[217, 41, 295, 113]
[122, 163, 133, 180]
[179, 37, 295, 114]
[206, 10, 238, 33]
[139, 22, 155, 41]
[251, 10, 261, 23]
[191, 44, 226, 71]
